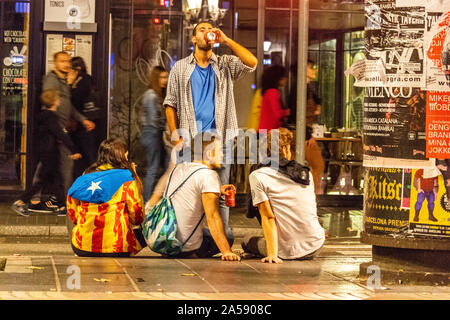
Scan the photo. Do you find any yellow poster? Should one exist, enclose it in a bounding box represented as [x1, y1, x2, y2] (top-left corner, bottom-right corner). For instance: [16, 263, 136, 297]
[409, 167, 450, 237]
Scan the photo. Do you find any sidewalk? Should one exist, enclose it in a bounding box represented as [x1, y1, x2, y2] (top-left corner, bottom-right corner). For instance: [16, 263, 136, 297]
[0, 202, 363, 240]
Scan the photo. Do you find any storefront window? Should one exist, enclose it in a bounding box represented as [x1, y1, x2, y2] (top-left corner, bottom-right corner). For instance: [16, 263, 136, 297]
[344, 30, 364, 130]
[0, 0, 30, 190]
[109, 1, 183, 173]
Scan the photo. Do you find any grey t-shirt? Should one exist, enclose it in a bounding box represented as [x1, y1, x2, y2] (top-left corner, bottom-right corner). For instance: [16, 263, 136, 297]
[42, 71, 86, 128]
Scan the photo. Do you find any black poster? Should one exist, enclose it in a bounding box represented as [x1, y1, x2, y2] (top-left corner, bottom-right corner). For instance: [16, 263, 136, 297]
[364, 167, 410, 235]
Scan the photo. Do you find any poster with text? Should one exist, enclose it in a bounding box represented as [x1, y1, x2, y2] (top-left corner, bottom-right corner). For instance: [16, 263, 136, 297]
[1, 29, 28, 94]
[409, 167, 450, 237]
[424, 7, 450, 91]
[365, 0, 426, 88]
[425, 90, 450, 158]
[362, 86, 435, 167]
[364, 167, 410, 235]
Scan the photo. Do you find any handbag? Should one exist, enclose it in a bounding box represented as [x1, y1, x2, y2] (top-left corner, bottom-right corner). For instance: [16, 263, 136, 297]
[142, 165, 207, 256]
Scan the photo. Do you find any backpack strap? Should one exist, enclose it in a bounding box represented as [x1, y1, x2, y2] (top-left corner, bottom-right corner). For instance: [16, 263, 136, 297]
[181, 213, 205, 247]
[167, 166, 209, 199]
[163, 165, 178, 198]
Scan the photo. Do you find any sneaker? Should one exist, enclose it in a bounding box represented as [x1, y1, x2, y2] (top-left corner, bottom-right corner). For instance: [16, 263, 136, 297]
[54, 207, 67, 216]
[45, 196, 59, 209]
[11, 201, 29, 217]
[28, 201, 54, 213]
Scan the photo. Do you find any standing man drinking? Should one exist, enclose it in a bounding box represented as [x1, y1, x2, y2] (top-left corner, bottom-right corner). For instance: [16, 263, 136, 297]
[163, 22, 257, 243]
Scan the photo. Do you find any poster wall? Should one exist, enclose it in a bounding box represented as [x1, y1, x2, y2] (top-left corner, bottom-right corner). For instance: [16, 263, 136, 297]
[361, 0, 450, 168]
[364, 0, 426, 88]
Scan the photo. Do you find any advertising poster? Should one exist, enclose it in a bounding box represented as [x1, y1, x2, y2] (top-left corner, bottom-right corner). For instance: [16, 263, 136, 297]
[423, 8, 450, 91]
[409, 167, 450, 237]
[1, 29, 28, 94]
[364, 167, 410, 234]
[362, 86, 435, 167]
[45, 34, 92, 74]
[425, 90, 450, 158]
[364, 0, 426, 88]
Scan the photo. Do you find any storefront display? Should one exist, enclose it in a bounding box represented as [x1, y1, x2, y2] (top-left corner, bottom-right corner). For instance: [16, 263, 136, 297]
[0, 1, 30, 190]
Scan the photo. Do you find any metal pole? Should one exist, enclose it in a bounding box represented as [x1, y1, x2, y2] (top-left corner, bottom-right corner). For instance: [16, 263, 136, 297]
[256, 0, 265, 89]
[296, 0, 309, 164]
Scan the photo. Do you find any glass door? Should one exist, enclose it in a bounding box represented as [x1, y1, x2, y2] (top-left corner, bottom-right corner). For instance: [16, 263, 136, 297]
[0, 0, 30, 190]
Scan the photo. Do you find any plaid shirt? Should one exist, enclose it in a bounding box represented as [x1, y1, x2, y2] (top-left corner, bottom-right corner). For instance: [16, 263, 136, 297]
[163, 52, 256, 142]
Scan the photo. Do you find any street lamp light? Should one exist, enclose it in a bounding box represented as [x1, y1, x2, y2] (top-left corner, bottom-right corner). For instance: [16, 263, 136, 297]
[183, 0, 228, 26]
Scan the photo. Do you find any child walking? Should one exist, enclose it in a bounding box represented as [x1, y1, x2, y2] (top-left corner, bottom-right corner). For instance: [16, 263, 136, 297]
[11, 90, 81, 216]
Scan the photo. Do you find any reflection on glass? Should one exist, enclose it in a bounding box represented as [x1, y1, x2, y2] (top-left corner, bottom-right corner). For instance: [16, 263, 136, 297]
[0, 1, 30, 189]
[264, 10, 291, 68]
[344, 30, 364, 130]
[109, 3, 182, 175]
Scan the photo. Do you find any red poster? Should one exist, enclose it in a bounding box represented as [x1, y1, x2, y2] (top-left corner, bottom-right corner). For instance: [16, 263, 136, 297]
[426, 90, 450, 158]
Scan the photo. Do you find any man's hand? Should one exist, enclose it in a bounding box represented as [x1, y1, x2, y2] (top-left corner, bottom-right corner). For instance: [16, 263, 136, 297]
[172, 137, 184, 149]
[212, 28, 229, 44]
[220, 184, 236, 196]
[221, 251, 241, 262]
[67, 69, 78, 85]
[83, 119, 95, 132]
[261, 255, 283, 264]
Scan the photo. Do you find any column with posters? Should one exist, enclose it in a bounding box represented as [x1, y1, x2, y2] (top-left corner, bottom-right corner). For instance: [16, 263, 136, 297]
[357, 0, 450, 238]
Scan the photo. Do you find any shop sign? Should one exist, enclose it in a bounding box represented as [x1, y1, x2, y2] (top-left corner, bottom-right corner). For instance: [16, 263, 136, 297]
[44, 0, 95, 24]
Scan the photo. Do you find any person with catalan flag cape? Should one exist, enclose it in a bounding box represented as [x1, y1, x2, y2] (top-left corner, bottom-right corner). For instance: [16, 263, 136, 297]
[67, 138, 146, 257]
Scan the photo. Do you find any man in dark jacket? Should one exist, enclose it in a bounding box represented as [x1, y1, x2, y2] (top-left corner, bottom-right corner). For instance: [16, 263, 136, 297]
[41, 52, 95, 207]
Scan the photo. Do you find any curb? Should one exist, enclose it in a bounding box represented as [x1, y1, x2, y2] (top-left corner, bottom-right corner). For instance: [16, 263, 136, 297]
[0, 225, 263, 238]
[0, 225, 68, 237]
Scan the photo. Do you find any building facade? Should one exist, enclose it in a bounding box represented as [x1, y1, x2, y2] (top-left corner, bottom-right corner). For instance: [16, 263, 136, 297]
[0, 0, 365, 201]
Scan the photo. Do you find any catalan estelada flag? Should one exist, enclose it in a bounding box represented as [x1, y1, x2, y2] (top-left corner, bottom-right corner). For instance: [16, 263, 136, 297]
[67, 169, 144, 255]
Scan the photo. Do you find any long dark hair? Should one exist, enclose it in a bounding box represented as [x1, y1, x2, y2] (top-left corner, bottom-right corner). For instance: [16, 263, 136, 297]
[85, 138, 143, 195]
[149, 65, 167, 101]
[261, 65, 287, 94]
[71, 56, 87, 74]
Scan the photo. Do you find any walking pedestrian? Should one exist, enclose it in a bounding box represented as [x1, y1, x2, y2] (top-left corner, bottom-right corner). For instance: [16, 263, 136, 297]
[141, 66, 169, 201]
[42, 51, 95, 207]
[70, 56, 99, 179]
[243, 128, 325, 263]
[164, 21, 257, 244]
[67, 138, 146, 257]
[257, 65, 290, 132]
[11, 90, 81, 216]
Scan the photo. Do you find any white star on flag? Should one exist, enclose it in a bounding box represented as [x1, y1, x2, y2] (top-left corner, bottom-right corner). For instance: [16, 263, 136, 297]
[87, 181, 102, 195]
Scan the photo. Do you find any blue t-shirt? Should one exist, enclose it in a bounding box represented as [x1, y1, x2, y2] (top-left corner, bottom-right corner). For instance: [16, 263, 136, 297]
[190, 64, 216, 132]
